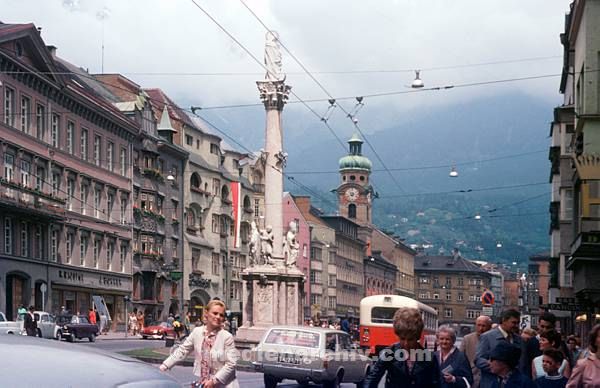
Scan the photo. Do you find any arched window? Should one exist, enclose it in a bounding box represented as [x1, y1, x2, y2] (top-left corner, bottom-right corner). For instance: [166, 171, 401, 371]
[190, 173, 201, 189]
[348, 204, 357, 219]
[187, 209, 196, 229]
[221, 185, 230, 202]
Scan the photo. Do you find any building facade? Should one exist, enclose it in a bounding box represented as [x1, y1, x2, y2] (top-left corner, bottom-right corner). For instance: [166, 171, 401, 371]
[283, 193, 311, 319]
[551, 0, 600, 337]
[321, 216, 365, 320]
[0, 24, 135, 326]
[414, 253, 492, 336]
[295, 196, 338, 321]
[370, 228, 415, 297]
[93, 76, 188, 322]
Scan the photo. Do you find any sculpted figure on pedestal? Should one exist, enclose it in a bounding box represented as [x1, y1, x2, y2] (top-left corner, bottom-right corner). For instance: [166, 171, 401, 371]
[283, 221, 299, 268]
[249, 221, 261, 266]
[260, 225, 274, 266]
[264, 31, 283, 82]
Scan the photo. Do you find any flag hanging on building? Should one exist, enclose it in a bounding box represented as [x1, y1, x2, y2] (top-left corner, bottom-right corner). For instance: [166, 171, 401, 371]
[231, 181, 242, 248]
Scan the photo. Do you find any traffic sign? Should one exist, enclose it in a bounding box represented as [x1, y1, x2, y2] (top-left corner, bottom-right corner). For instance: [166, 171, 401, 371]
[481, 290, 495, 306]
[520, 315, 531, 330]
[542, 303, 583, 311]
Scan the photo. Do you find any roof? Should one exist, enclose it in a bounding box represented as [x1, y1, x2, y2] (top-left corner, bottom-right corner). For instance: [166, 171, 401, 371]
[293, 196, 331, 227]
[338, 154, 372, 171]
[367, 250, 397, 270]
[187, 115, 242, 154]
[414, 254, 490, 274]
[143, 88, 196, 129]
[371, 227, 417, 255]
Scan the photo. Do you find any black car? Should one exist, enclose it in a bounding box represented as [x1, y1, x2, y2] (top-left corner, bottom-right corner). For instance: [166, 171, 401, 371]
[56, 314, 99, 342]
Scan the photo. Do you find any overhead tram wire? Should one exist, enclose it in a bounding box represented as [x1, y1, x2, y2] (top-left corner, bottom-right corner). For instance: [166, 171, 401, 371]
[186, 0, 347, 151]
[286, 149, 548, 174]
[238, 0, 404, 194]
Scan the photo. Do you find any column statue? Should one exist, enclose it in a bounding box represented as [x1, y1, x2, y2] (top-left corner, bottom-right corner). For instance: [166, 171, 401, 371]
[283, 221, 299, 268]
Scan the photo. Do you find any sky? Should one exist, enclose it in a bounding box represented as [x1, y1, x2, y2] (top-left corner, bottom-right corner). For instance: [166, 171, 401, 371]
[0, 0, 573, 143]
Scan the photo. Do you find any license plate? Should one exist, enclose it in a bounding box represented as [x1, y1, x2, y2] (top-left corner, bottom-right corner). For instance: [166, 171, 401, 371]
[277, 353, 302, 364]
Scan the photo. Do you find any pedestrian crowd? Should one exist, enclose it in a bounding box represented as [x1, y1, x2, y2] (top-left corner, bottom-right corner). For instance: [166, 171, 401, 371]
[365, 307, 600, 388]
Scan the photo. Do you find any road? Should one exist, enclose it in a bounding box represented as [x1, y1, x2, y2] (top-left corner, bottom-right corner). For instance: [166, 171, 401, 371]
[82, 337, 384, 387]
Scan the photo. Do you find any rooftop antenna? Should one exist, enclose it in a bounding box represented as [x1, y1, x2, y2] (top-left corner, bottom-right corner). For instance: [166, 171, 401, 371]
[96, 7, 110, 73]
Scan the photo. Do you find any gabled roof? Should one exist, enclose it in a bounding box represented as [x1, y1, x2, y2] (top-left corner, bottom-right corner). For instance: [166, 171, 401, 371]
[0, 22, 65, 86]
[144, 88, 196, 129]
[415, 254, 489, 274]
[371, 227, 417, 255]
[294, 196, 331, 227]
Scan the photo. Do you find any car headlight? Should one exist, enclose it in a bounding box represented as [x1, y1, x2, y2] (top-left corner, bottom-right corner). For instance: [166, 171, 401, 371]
[63, 325, 68, 330]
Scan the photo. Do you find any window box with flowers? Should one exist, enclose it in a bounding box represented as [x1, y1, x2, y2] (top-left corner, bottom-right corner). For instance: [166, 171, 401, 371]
[143, 168, 165, 183]
[133, 206, 142, 218]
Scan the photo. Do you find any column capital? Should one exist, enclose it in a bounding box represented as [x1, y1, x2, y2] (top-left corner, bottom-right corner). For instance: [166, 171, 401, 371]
[257, 80, 291, 111]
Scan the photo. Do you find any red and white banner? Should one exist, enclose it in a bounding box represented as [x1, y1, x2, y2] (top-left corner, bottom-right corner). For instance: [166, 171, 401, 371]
[231, 181, 242, 248]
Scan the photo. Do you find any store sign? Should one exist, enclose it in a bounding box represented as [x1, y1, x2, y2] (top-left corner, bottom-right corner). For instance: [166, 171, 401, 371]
[58, 269, 84, 283]
[51, 268, 130, 291]
[99, 275, 123, 288]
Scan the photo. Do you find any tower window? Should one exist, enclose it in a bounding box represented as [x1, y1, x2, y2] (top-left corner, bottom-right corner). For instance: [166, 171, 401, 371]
[342, 176, 346, 181]
[360, 176, 365, 181]
[350, 175, 356, 181]
[348, 204, 357, 219]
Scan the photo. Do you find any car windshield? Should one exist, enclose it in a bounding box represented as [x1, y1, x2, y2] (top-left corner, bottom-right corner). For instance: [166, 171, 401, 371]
[264, 329, 320, 348]
[56, 315, 73, 324]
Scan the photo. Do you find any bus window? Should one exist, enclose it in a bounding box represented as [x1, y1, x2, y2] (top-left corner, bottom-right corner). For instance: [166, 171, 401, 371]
[371, 307, 397, 324]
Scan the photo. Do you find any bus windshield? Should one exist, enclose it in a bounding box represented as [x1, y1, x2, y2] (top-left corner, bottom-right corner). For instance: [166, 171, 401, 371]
[371, 307, 398, 324]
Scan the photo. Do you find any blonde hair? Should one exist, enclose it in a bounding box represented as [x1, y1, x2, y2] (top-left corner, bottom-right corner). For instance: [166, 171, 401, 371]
[205, 299, 226, 315]
[522, 328, 537, 337]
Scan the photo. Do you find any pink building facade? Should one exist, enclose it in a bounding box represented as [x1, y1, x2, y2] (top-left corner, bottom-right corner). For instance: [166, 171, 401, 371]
[283, 193, 311, 319]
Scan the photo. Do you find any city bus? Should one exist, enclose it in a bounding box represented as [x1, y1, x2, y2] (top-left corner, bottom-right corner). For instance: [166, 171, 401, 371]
[359, 294, 438, 356]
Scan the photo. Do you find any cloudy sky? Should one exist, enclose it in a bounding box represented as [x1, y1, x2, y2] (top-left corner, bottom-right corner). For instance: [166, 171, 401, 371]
[1, 0, 572, 143]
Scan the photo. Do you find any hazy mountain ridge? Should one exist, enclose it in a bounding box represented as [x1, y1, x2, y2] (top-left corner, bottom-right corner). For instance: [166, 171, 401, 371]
[285, 93, 553, 266]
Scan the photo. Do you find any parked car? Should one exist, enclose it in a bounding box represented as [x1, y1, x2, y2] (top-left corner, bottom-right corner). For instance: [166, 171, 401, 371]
[16, 311, 60, 338]
[252, 326, 372, 388]
[0, 312, 22, 335]
[35, 311, 60, 339]
[56, 314, 99, 342]
[142, 321, 175, 339]
[0, 334, 180, 387]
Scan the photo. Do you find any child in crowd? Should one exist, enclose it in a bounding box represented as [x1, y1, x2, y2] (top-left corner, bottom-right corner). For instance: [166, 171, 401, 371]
[536, 349, 568, 388]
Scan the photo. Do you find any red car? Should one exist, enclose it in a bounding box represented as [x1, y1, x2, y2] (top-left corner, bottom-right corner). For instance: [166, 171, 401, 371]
[141, 322, 175, 339]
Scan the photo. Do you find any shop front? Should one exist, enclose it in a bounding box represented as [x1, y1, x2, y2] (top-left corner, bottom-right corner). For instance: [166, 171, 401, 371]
[49, 266, 131, 331]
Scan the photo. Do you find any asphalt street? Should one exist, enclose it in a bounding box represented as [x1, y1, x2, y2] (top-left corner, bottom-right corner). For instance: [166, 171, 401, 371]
[82, 337, 385, 387]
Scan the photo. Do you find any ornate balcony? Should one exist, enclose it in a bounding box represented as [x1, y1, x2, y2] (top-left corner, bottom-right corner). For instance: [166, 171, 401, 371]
[0, 178, 66, 219]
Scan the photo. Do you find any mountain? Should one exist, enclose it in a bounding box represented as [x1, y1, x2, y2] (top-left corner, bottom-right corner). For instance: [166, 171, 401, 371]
[285, 92, 554, 267]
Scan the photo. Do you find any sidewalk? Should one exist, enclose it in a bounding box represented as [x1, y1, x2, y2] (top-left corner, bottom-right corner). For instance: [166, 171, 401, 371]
[96, 331, 142, 341]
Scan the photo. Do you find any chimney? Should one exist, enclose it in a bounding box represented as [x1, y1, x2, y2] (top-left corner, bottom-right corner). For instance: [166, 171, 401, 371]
[37, 27, 42, 35]
[452, 248, 460, 261]
[46, 45, 57, 57]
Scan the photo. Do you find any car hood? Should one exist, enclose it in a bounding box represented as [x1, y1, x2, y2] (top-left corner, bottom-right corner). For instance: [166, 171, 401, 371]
[0, 335, 180, 387]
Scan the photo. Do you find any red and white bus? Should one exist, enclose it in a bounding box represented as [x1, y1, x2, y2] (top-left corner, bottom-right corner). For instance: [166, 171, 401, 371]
[359, 294, 438, 356]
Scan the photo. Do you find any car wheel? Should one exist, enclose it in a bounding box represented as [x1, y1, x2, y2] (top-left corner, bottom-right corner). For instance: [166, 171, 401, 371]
[296, 380, 310, 387]
[56, 330, 62, 341]
[89, 334, 96, 342]
[323, 371, 342, 388]
[142, 335, 148, 339]
[264, 374, 278, 388]
[37, 328, 42, 338]
[66, 334, 74, 343]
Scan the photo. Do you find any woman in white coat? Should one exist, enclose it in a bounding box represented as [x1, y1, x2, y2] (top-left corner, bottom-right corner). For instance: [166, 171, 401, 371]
[160, 300, 239, 388]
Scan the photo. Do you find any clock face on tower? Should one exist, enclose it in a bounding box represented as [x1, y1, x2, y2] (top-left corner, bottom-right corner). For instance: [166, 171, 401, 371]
[345, 187, 359, 202]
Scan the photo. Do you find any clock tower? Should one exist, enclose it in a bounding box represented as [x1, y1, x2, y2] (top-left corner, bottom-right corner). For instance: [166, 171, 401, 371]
[337, 133, 374, 225]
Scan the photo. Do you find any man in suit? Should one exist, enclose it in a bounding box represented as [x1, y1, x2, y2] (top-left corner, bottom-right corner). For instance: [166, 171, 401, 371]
[476, 309, 523, 388]
[461, 315, 492, 388]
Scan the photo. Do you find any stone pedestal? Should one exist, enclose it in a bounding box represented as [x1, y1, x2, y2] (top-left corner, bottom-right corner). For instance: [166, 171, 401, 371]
[235, 264, 304, 348]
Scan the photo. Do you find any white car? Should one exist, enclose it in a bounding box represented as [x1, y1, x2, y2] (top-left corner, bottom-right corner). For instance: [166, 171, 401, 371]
[252, 326, 371, 388]
[0, 312, 22, 335]
[16, 311, 60, 339]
